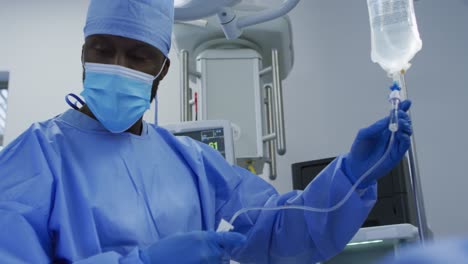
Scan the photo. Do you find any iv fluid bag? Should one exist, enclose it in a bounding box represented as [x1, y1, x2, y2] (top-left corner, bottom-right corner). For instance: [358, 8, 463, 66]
[367, 0, 422, 75]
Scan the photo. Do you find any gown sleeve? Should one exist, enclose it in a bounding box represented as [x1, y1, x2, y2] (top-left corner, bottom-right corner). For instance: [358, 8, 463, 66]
[193, 139, 377, 264]
[0, 126, 55, 263]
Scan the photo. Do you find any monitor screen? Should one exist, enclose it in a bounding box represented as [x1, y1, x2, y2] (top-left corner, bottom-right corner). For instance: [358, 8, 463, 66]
[175, 127, 226, 158]
[292, 158, 335, 190]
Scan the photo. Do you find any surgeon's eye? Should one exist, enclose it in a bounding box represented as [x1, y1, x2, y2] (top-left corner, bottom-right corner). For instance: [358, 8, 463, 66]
[85, 40, 114, 57]
[92, 44, 113, 56]
[129, 50, 152, 62]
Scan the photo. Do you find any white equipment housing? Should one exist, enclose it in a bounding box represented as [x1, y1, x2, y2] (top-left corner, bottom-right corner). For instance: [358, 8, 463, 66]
[197, 49, 264, 172]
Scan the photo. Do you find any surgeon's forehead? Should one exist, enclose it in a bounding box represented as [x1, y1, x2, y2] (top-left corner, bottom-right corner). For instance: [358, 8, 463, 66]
[85, 34, 165, 57]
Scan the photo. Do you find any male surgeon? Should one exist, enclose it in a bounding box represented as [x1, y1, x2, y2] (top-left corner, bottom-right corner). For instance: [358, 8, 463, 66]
[0, 0, 413, 263]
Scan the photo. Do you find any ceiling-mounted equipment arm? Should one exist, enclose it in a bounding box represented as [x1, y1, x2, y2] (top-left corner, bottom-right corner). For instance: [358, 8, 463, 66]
[174, 0, 240, 21]
[218, 0, 300, 39]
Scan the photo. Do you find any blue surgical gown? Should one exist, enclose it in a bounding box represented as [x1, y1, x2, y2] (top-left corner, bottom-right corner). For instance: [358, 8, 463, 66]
[0, 109, 377, 263]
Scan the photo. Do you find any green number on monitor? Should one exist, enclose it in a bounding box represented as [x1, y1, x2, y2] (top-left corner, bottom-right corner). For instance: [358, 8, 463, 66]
[209, 142, 218, 150]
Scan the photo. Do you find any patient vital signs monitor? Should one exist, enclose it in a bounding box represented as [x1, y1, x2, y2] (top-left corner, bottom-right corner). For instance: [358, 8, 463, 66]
[163, 120, 236, 164]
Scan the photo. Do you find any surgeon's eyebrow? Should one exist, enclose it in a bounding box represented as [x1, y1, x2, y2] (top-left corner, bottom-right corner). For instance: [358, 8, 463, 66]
[85, 36, 113, 49]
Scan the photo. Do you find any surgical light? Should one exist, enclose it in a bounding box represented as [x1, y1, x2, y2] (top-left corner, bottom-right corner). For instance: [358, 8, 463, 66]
[174, 0, 301, 39]
[174, 0, 192, 7]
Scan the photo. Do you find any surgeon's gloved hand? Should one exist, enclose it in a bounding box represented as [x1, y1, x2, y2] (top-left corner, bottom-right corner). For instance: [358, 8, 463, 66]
[343, 100, 413, 188]
[139, 231, 247, 264]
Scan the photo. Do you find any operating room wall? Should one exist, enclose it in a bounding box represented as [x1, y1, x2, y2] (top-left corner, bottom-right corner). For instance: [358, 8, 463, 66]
[1, 0, 468, 240]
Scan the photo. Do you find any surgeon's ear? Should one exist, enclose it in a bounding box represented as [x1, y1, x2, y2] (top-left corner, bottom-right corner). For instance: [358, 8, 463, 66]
[159, 59, 171, 81]
[81, 44, 86, 81]
[81, 44, 85, 64]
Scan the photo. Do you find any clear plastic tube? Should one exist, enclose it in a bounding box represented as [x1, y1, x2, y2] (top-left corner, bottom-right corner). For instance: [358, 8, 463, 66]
[389, 100, 399, 132]
[389, 73, 403, 132]
[228, 101, 400, 227]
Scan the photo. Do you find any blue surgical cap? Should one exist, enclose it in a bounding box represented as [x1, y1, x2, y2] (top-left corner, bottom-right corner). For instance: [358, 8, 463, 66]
[84, 0, 174, 56]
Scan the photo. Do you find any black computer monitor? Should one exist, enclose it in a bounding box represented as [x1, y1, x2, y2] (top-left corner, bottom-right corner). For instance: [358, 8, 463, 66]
[292, 157, 416, 227]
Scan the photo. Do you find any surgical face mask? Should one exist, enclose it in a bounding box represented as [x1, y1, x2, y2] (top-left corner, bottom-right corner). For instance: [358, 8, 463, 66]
[81, 60, 166, 133]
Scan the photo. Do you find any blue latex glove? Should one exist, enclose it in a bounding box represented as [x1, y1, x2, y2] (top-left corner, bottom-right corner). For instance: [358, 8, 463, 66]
[139, 231, 247, 264]
[344, 100, 413, 188]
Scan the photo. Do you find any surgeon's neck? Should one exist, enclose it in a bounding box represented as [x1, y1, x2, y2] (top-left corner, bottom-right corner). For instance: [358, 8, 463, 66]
[79, 105, 143, 135]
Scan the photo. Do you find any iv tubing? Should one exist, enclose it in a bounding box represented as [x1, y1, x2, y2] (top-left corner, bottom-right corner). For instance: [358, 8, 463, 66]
[229, 102, 400, 227]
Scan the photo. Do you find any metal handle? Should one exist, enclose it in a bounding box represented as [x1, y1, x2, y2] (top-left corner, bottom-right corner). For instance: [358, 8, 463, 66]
[265, 84, 277, 180]
[180, 50, 191, 121]
[271, 49, 286, 155]
[398, 73, 429, 243]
